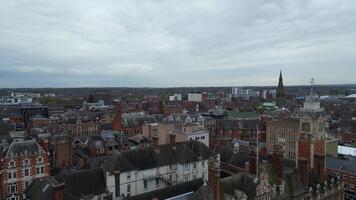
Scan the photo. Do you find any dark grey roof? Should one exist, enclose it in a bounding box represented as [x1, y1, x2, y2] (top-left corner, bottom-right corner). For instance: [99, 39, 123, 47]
[275, 169, 309, 200]
[188, 182, 215, 200]
[218, 119, 261, 130]
[122, 113, 156, 128]
[326, 156, 356, 174]
[26, 168, 107, 200]
[108, 141, 211, 173]
[220, 173, 258, 200]
[129, 179, 204, 200]
[213, 144, 249, 169]
[5, 139, 44, 159]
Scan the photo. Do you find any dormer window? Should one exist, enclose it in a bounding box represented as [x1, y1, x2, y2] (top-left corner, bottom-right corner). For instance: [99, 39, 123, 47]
[37, 157, 43, 164]
[8, 160, 16, 168]
[23, 159, 30, 166]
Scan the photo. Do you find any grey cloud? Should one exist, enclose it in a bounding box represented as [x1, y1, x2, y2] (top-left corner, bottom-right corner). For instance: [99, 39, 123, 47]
[0, 0, 356, 87]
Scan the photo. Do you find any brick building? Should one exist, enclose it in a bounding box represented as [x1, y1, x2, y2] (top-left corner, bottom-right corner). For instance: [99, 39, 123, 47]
[160, 101, 184, 116]
[52, 136, 72, 169]
[112, 106, 156, 137]
[327, 156, 356, 198]
[266, 117, 300, 160]
[0, 140, 50, 200]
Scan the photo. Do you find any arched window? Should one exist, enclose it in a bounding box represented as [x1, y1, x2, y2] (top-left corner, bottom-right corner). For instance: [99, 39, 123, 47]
[8, 160, 16, 168]
[37, 157, 43, 164]
[23, 159, 30, 166]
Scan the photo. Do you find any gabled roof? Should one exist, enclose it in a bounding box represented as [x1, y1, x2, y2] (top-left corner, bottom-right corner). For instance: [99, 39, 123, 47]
[25, 168, 107, 200]
[220, 173, 258, 200]
[107, 141, 211, 173]
[213, 144, 249, 169]
[5, 139, 44, 159]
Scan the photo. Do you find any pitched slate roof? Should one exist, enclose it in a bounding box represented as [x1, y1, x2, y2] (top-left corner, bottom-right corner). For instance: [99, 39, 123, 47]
[227, 111, 260, 119]
[121, 112, 156, 128]
[25, 168, 107, 200]
[326, 156, 356, 174]
[220, 173, 258, 200]
[213, 143, 249, 169]
[274, 168, 309, 200]
[188, 182, 215, 200]
[108, 141, 211, 173]
[218, 119, 261, 130]
[5, 139, 44, 159]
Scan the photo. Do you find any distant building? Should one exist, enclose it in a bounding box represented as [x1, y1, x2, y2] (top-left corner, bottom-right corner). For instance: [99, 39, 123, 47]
[266, 117, 300, 160]
[11, 92, 40, 98]
[297, 88, 328, 187]
[83, 100, 108, 110]
[88, 92, 113, 105]
[262, 89, 277, 100]
[169, 94, 182, 101]
[188, 93, 202, 102]
[19, 105, 49, 127]
[160, 101, 184, 116]
[231, 88, 260, 100]
[112, 106, 156, 137]
[0, 96, 33, 105]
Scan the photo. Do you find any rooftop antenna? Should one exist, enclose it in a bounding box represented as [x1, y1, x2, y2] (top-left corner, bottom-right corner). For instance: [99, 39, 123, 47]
[310, 78, 315, 95]
[311, 78, 315, 87]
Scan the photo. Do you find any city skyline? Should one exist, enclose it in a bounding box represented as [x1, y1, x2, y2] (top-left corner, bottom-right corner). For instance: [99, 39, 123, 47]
[1, 0, 356, 88]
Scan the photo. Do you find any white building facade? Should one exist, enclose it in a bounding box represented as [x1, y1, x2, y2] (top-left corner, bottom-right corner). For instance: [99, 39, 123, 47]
[105, 141, 210, 199]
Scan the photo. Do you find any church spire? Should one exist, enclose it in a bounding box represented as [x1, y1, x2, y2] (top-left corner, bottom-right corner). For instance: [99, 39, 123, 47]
[277, 70, 285, 106]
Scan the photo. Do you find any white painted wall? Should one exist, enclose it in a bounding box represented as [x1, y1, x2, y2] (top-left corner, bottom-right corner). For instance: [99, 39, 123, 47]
[107, 160, 209, 199]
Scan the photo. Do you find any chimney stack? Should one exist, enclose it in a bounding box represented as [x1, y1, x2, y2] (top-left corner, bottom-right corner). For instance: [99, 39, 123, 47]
[114, 171, 121, 198]
[52, 182, 65, 200]
[208, 154, 221, 200]
[112, 104, 122, 131]
[272, 145, 284, 179]
[169, 134, 176, 145]
[152, 136, 159, 146]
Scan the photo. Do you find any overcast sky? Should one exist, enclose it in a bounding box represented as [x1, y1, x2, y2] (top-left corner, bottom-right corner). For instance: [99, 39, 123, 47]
[0, 0, 356, 88]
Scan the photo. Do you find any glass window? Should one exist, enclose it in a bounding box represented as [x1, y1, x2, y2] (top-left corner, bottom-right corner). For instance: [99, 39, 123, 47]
[143, 180, 147, 189]
[23, 159, 30, 166]
[184, 175, 189, 182]
[8, 184, 17, 194]
[156, 177, 159, 186]
[37, 157, 43, 163]
[24, 169, 30, 177]
[302, 122, 310, 132]
[193, 163, 197, 169]
[127, 184, 131, 193]
[8, 172, 16, 179]
[25, 181, 31, 190]
[9, 161, 16, 168]
[184, 163, 189, 170]
[127, 172, 131, 180]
